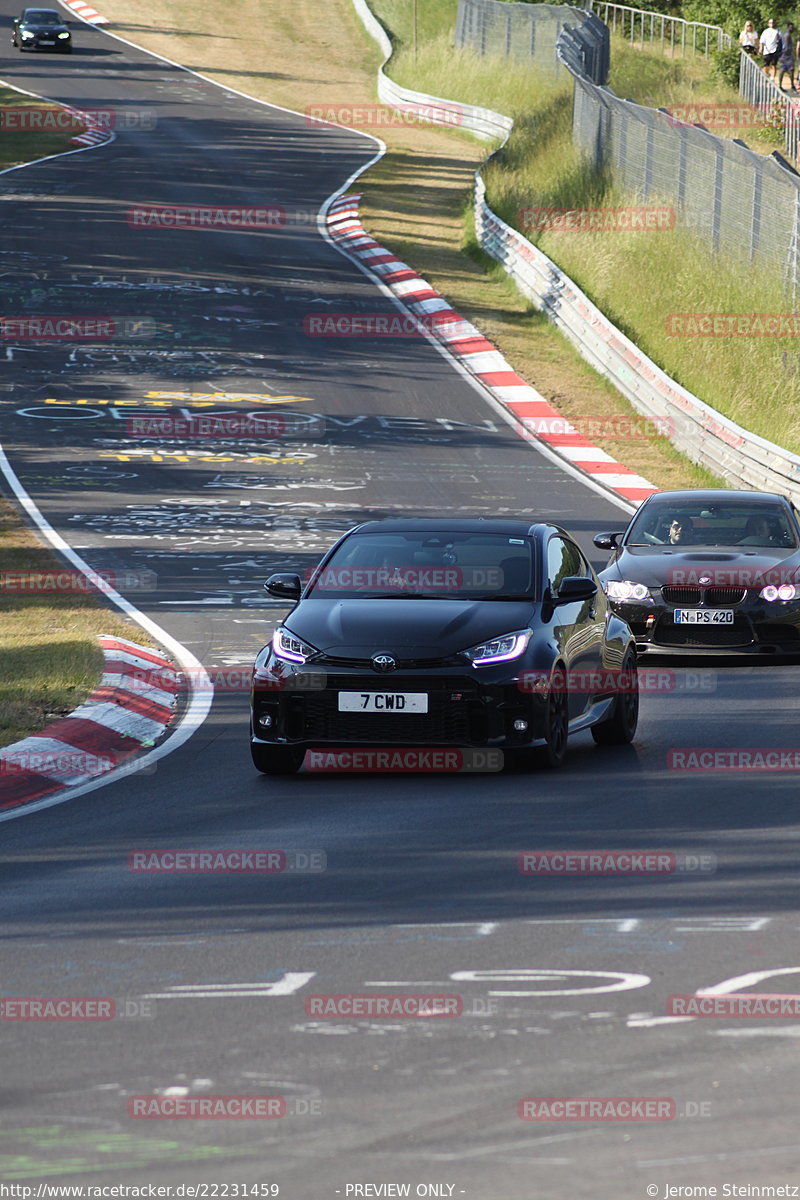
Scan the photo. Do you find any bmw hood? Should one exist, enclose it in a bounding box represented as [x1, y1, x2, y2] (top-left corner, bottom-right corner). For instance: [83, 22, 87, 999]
[285, 598, 536, 657]
[604, 546, 800, 589]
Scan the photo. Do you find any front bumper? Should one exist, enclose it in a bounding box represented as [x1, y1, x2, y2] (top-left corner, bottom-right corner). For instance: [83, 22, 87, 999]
[251, 663, 549, 750]
[21, 33, 70, 48]
[609, 597, 800, 653]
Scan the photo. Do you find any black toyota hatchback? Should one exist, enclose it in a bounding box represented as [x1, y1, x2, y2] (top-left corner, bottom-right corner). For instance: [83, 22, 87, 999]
[12, 8, 72, 50]
[250, 519, 638, 774]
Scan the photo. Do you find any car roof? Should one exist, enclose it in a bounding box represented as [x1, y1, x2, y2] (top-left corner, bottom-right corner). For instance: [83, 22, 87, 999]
[23, 7, 62, 12]
[348, 518, 557, 536]
[638, 489, 790, 506]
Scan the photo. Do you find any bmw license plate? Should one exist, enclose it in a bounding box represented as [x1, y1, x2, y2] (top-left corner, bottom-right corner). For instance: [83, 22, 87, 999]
[39, 38, 55, 43]
[674, 609, 734, 624]
[338, 692, 428, 713]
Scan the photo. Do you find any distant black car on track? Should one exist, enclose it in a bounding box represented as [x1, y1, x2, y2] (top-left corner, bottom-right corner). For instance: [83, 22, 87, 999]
[595, 488, 800, 654]
[250, 518, 638, 775]
[12, 7, 71, 51]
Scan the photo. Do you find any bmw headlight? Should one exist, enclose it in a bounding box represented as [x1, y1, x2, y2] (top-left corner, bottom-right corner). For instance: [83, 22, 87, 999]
[463, 629, 531, 666]
[21, 30, 34, 37]
[605, 579, 651, 602]
[271, 627, 319, 664]
[58, 31, 70, 37]
[760, 584, 799, 601]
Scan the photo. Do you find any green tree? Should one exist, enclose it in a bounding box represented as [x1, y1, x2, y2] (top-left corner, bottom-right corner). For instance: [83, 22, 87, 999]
[682, 0, 795, 37]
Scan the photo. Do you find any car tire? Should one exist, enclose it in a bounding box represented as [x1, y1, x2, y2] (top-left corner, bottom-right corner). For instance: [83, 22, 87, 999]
[61, 45, 71, 52]
[591, 649, 638, 745]
[534, 676, 569, 768]
[251, 742, 305, 776]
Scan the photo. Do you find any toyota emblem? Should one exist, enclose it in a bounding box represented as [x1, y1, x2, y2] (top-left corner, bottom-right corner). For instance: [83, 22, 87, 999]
[371, 654, 396, 673]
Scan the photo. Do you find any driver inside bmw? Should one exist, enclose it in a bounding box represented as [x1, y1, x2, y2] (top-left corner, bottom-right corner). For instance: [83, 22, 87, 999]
[643, 516, 694, 545]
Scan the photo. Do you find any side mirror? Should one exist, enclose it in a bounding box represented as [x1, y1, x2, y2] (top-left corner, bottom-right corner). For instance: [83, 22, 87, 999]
[554, 576, 598, 605]
[593, 532, 623, 550]
[264, 572, 302, 600]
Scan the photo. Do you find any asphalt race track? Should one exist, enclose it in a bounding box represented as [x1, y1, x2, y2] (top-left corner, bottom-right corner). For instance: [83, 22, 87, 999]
[1, 10, 800, 1196]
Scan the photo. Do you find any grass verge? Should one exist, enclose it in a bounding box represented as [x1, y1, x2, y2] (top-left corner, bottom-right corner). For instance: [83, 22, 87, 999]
[0, 85, 86, 170]
[0, 498, 155, 747]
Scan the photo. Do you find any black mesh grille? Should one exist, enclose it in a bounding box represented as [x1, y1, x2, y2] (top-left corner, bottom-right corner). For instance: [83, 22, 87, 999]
[705, 588, 747, 606]
[661, 587, 701, 605]
[661, 587, 746, 607]
[756, 624, 800, 643]
[655, 621, 753, 647]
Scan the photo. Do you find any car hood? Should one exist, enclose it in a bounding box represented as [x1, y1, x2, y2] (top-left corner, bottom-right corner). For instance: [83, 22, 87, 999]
[601, 546, 800, 588]
[285, 598, 536, 657]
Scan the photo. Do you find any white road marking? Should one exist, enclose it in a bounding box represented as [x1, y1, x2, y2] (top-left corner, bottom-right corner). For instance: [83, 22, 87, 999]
[142, 972, 316, 999]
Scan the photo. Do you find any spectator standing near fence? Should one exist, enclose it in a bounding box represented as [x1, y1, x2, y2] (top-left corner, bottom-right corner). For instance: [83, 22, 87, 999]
[740, 20, 759, 53]
[761, 18, 781, 78]
[777, 22, 796, 90]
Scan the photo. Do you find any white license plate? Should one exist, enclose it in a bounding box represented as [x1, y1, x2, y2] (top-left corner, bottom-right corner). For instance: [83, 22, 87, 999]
[674, 609, 734, 625]
[338, 691, 428, 713]
[39, 38, 55, 43]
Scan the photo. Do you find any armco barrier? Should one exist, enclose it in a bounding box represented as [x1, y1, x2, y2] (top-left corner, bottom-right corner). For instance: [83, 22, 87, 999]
[352, 0, 513, 144]
[351, 0, 800, 503]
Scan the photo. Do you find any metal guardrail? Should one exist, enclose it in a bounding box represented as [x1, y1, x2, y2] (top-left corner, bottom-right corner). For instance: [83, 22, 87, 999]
[473, 176, 800, 501]
[586, 0, 731, 56]
[351, 0, 800, 504]
[353, 0, 513, 142]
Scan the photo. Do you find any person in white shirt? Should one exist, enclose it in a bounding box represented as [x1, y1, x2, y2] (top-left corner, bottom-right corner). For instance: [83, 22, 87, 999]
[739, 20, 759, 53]
[760, 18, 781, 78]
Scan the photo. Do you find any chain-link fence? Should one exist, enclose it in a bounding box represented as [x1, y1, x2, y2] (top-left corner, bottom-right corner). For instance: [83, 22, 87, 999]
[455, 0, 608, 83]
[455, 0, 800, 298]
